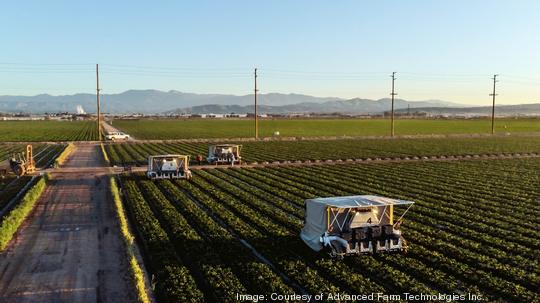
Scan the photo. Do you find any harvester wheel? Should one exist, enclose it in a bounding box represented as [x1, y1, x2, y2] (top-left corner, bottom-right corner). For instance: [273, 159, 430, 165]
[13, 165, 25, 177]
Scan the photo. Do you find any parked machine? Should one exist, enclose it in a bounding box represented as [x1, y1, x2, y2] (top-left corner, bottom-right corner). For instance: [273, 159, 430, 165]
[146, 155, 192, 180]
[207, 144, 242, 165]
[300, 195, 414, 258]
[0, 145, 35, 177]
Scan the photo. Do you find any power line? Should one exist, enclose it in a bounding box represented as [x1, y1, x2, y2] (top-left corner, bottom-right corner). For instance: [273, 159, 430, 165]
[0, 62, 93, 66]
[99, 71, 251, 79]
[101, 63, 248, 71]
[262, 68, 387, 76]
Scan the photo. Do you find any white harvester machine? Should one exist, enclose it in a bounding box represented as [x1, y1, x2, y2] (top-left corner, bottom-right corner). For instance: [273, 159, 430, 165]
[207, 144, 242, 165]
[0, 145, 35, 177]
[301, 195, 414, 258]
[146, 155, 192, 180]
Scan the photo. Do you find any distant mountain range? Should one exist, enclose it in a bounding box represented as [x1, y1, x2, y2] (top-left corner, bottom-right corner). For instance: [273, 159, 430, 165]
[0, 89, 537, 115]
[168, 98, 472, 115]
[0, 89, 473, 114]
[0, 90, 342, 114]
[394, 104, 540, 116]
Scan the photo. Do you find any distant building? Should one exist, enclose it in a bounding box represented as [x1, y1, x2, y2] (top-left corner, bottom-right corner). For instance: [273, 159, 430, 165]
[1, 116, 44, 121]
[201, 114, 225, 118]
[225, 113, 248, 118]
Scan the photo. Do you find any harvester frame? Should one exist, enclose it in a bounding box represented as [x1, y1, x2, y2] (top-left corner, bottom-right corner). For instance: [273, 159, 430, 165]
[146, 154, 192, 180]
[1, 145, 35, 177]
[300, 195, 414, 258]
[207, 144, 242, 165]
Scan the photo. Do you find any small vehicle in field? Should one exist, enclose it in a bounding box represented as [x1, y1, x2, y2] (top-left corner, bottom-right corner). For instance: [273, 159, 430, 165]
[105, 132, 130, 141]
[146, 155, 192, 180]
[0, 145, 35, 177]
[207, 144, 242, 165]
[301, 195, 414, 258]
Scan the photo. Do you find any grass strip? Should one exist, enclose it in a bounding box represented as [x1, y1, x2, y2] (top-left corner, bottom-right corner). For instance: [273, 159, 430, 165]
[0, 174, 48, 251]
[54, 143, 76, 167]
[110, 176, 153, 303]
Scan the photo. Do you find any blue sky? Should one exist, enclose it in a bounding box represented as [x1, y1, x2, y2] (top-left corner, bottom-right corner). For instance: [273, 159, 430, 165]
[1, 1, 539, 105]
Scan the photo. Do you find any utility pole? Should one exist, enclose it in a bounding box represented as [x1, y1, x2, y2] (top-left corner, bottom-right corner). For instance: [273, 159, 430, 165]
[390, 72, 397, 137]
[490, 74, 498, 135]
[96, 64, 102, 140]
[254, 68, 259, 139]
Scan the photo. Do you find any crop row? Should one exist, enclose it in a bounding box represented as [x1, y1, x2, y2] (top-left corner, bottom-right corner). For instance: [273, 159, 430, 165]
[0, 121, 99, 141]
[120, 158, 539, 302]
[211, 159, 539, 302]
[104, 136, 540, 166]
[0, 144, 66, 168]
[245, 160, 539, 302]
[120, 179, 204, 302]
[206, 167, 501, 301]
[112, 118, 540, 139]
[0, 144, 66, 213]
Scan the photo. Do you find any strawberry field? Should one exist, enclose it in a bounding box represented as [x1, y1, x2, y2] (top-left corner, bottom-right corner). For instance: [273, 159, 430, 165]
[112, 118, 540, 139]
[0, 144, 66, 213]
[0, 144, 64, 164]
[105, 136, 540, 166]
[118, 158, 540, 303]
[0, 120, 99, 141]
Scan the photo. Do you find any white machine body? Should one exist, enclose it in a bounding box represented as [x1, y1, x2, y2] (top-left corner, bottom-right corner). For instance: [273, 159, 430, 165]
[301, 195, 414, 258]
[207, 144, 242, 165]
[146, 155, 192, 179]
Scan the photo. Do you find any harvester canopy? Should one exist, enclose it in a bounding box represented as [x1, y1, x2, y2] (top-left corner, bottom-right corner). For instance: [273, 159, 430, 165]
[207, 144, 242, 165]
[301, 195, 414, 252]
[147, 154, 192, 179]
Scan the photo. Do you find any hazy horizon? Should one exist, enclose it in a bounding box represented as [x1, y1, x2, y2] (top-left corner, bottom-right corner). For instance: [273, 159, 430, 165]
[2, 89, 540, 108]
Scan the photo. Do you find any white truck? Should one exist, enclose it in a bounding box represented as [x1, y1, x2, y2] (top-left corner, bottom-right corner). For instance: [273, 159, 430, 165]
[105, 131, 130, 141]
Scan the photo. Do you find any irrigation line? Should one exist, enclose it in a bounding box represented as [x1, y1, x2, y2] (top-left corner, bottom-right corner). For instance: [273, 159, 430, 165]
[174, 184, 317, 302]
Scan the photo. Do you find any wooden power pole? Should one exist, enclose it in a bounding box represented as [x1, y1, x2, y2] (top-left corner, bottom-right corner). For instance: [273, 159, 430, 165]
[390, 72, 397, 137]
[490, 74, 498, 135]
[254, 68, 259, 139]
[96, 64, 102, 140]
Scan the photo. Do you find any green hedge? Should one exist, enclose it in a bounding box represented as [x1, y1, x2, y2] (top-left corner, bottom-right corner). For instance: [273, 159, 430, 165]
[0, 174, 48, 251]
[54, 143, 76, 167]
[110, 176, 152, 303]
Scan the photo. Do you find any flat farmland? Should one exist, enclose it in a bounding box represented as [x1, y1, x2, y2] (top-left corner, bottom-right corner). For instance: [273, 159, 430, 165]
[104, 136, 540, 166]
[0, 120, 99, 141]
[0, 143, 66, 209]
[0, 143, 66, 166]
[112, 118, 540, 139]
[120, 158, 540, 303]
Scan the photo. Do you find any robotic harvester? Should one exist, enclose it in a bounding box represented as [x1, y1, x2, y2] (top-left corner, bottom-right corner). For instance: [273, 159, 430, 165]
[300, 195, 414, 258]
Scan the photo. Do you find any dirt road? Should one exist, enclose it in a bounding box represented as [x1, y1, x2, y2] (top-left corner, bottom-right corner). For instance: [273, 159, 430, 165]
[0, 145, 134, 303]
[101, 121, 135, 141]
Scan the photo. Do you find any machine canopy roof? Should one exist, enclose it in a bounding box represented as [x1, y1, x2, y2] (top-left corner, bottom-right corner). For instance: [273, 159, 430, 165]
[307, 195, 414, 209]
[149, 154, 189, 158]
[212, 144, 241, 147]
[300, 195, 415, 251]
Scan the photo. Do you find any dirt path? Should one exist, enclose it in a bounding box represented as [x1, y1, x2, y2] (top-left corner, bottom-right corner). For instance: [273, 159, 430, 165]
[0, 145, 134, 303]
[101, 121, 136, 141]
